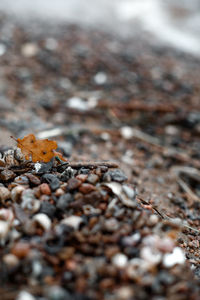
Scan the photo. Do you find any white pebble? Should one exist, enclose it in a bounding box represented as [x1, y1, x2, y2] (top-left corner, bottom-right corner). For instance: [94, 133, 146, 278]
[120, 126, 133, 139]
[61, 215, 83, 230]
[66, 97, 89, 111]
[16, 291, 36, 300]
[33, 213, 51, 231]
[112, 253, 128, 268]
[141, 246, 162, 266]
[21, 43, 38, 57]
[0, 43, 6, 56]
[3, 254, 19, 267]
[94, 72, 107, 85]
[163, 247, 185, 267]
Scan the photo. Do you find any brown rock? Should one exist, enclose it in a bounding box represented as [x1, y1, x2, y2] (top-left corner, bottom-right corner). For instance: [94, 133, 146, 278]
[0, 186, 11, 203]
[79, 183, 97, 194]
[11, 242, 31, 259]
[0, 170, 15, 181]
[40, 183, 51, 195]
[67, 178, 82, 191]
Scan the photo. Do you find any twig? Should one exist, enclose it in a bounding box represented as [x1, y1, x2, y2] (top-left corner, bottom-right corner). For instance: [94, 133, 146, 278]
[137, 195, 200, 233]
[68, 161, 118, 169]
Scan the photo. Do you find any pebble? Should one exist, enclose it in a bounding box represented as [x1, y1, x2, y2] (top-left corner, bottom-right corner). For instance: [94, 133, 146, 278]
[33, 213, 51, 231]
[0, 186, 10, 202]
[11, 242, 31, 259]
[16, 291, 36, 300]
[94, 72, 107, 85]
[87, 174, 99, 185]
[79, 183, 96, 194]
[104, 169, 127, 183]
[67, 178, 82, 191]
[41, 174, 60, 191]
[21, 43, 38, 57]
[46, 286, 70, 300]
[141, 246, 162, 266]
[0, 169, 15, 181]
[120, 126, 134, 139]
[3, 253, 19, 268]
[61, 216, 83, 230]
[40, 201, 56, 218]
[40, 183, 51, 195]
[14, 175, 29, 185]
[66, 97, 89, 111]
[25, 173, 41, 185]
[163, 247, 185, 268]
[112, 253, 128, 268]
[0, 220, 10, 243]
[104, 218, 119, 232]
[56, 193, 73, 211]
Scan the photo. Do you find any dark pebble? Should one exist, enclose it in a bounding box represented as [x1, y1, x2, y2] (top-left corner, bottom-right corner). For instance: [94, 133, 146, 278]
[41, 174, 60, 191]
[56, 193, 73, 211]
[79, 168, 90, 175]
[103, 169, 127, 183]
[35, 160, 53, 174]
[40, 201, 56, 218]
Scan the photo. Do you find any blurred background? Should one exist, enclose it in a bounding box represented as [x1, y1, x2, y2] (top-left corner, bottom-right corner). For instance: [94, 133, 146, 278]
[0, 0, 199, 209]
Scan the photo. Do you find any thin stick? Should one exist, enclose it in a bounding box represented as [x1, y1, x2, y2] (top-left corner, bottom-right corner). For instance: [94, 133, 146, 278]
[68, 161, 118, 169]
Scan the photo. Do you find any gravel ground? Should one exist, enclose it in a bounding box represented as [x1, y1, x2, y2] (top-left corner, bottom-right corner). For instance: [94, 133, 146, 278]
[0, 14, 200, 300]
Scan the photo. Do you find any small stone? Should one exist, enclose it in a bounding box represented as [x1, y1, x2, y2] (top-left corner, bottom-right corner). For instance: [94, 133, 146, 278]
[41, 174, 60, 191]
[87, 174, 99, 185]
[11, 185, 25, 203]
[46, 286, 70, 300]
[14, 175, 29, 185]
[21, 43, 38, 57]
[16, 291, 36, 300]
[112, 253, 128, 268]
[76, 174, 88, 182]
[103, 169, 127, 183]
[104, 218, 119, 232]
[33, 213, 51, 231]
[79, 183, 96, 194]
[11, 242, 31, 259]
[66, 97, 89, 111]
[94, 72, 107, 85]
[56, 193, 73, 211]
[122, 185, 136, 199]
[120, 126, 133, 139]
[163, 247, 185, 267]
[3, 253, 19, 267]
[0, 169, 15, 181]
[40, 202, 56, 218]
[67, 178, 81, 191]
[40, 183, 51, 195]
[61, 216, 83, 230]
[0, 186, 10, 202]
[25, 173, 41, 185]
[55, 188, 64, 197]
[141, 246, 162, 266]
[0, 220, 10, 243]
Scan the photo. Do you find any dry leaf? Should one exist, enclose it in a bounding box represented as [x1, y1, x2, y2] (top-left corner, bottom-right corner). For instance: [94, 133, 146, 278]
[16, 134, 67, 163]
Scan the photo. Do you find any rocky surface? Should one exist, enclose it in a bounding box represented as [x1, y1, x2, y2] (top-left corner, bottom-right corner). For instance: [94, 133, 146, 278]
[0, 13, 199, 300]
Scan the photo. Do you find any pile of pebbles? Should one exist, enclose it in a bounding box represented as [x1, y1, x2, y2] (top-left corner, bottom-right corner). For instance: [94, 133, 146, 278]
[0, 150, 199, 300]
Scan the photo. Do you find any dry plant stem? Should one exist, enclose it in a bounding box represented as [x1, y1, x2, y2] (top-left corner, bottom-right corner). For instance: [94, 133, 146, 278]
[69, 161, 118, 169]
[171, 166, 200, 202]
[137, 196, 200, 233]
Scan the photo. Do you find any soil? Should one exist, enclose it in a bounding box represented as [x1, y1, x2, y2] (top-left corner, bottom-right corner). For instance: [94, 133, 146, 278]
[0, 14, 200, 300]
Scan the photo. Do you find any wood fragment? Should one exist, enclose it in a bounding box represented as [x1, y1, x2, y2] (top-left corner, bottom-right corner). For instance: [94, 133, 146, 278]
[68, 161, 118, 169]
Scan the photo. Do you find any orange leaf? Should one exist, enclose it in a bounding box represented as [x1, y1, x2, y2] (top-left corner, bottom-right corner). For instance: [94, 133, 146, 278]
[16, 134, 62, 163]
